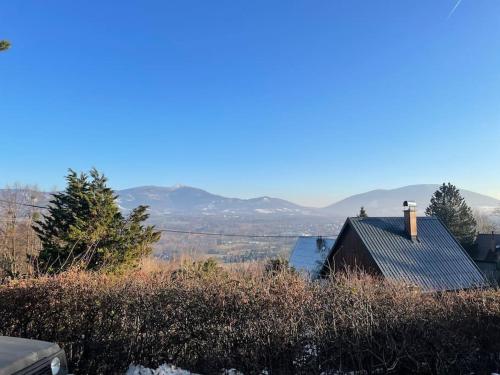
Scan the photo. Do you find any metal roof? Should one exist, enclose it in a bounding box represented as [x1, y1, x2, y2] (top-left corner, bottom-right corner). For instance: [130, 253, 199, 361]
[344, 217, 488, 291]
[289, 236, 336, 279]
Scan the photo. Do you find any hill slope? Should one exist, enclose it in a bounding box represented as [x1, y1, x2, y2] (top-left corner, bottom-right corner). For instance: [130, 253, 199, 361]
[320, 184, 500, 217]
[117, 185, 313, 216]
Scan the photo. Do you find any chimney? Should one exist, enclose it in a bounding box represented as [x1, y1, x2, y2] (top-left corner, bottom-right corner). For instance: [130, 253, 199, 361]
[403, 201, 417, 241]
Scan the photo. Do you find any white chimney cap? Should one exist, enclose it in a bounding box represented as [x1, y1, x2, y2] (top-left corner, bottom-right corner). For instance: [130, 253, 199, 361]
[403, 201, 417, 207]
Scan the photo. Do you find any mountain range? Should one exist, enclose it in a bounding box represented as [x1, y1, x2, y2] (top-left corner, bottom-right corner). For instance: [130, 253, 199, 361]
[115, 184, 500, 217]
[117, 185, 314, 216]
[322, 184, 500, 217]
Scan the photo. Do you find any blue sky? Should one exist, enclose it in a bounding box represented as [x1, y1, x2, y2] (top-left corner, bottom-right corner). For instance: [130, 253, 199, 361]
[1, 1, 499, 206]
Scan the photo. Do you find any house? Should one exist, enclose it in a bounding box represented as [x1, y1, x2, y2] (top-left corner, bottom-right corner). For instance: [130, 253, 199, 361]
[288, 201, 489, 291]
[289, 236, 336, 279]
[319, 201, 488, 291]
[471, 232, 500, 283]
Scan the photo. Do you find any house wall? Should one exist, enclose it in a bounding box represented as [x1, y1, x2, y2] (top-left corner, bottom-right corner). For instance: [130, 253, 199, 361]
[475, 260, 499, 286]
[331, 224, 382, 276]
[475, 233, 500, 260]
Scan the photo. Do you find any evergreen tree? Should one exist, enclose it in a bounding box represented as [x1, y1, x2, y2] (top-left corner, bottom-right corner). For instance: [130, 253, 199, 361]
[425, 183, 477, 249]
[357, 206, 368, 218]
[0, 40, 11, 52]
[33, 169, 160, 273]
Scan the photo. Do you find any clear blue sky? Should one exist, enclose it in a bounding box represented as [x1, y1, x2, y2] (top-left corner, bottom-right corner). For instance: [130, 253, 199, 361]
[1, 1, 499, 206]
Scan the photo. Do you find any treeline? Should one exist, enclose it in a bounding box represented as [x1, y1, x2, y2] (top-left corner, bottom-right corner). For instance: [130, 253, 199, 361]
[0, 184, 42, 277]
[0, 169, 159, 278]
[1, 265, 500, 374]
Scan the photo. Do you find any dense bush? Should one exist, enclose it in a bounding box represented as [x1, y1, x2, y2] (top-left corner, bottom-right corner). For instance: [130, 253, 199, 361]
[1, 265, 500, 374]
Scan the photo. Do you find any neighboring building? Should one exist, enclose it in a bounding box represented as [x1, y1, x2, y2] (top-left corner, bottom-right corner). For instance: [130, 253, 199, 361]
[289, 236, 336, 279]
[319, 201, 488, 291]
[289, 201, 489, 291]
[471, 232, 500, 284]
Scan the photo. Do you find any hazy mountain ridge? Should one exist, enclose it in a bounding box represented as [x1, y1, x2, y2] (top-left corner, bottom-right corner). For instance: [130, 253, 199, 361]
[117, 185, 314, 216]
[321, 184, 500, 217]
[3, 184, 498, 218]
[115, 184, 500, 218]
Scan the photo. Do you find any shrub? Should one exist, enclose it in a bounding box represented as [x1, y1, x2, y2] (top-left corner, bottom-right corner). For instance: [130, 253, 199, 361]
[1, 267, 500, 374]
[264, 257, 292, 275]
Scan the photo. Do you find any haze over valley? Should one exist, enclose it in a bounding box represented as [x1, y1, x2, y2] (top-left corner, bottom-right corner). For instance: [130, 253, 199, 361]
[17, 184, 499, 262]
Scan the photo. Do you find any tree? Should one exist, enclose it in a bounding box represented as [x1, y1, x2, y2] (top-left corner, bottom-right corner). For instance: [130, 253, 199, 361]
[33, 169, 160, 273]
[0, 40, 11, 52]
[425, 183, 477, 249]
[357, 206, 368, 218]
[474, 210, 497, 233]
[0, 184, 42, 277]
[265, 257, 292, 275]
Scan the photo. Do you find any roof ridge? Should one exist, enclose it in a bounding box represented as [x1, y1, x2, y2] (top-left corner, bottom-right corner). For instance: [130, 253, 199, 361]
[349, 216, 437, 219]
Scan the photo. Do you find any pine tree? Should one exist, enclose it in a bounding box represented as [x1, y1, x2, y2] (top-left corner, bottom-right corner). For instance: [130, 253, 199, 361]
[33, 169, 160, 273]
[0, 40, 11, 52]
[357, 206, 368, 218]
[425, 183, 477, 249]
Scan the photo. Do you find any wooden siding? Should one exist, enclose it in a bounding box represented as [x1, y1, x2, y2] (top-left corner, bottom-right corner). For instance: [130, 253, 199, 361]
[330, 223, 382, 275]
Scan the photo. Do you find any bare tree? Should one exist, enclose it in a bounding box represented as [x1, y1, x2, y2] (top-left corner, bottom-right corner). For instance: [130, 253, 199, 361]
[0, 184, 43, 278]
[474, 209, 498, 234]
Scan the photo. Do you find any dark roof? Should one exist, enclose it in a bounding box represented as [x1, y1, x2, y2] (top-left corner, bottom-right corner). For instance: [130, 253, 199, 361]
[473, 233, 500, 261]
[289, 236, 336, 279]
[334, 217, 488, 291]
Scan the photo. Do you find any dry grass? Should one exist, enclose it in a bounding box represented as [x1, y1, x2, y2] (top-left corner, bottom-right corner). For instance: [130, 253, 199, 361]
[1, 260, 500, 374]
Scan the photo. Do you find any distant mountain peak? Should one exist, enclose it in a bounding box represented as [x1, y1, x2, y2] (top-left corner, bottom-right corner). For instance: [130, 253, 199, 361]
[116, 185, 311, 216]
[171, 183, 189, 190]
[321, 184, 500, 217]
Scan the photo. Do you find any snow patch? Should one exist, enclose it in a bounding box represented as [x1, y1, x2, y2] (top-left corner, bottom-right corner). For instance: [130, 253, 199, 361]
[126, 365, 246, 375]
[126, 364, 199, 375]
[254, 209, 273, 214]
